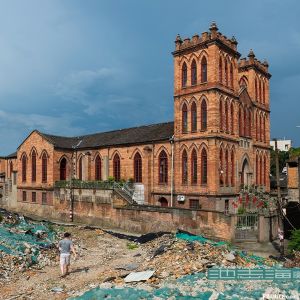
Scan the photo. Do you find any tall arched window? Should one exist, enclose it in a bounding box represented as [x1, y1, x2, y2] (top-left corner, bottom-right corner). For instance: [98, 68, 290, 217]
[159, 150, 168, 184]
[231, 150, 235, 186]
[256, 111, 259, 140]
[42, 152, 47, 183]
[263, 155, 267, 186]
[225, 101, 229, 132]
[201, 99, 207, 130]
[225, 149, 229, 186]
[182, 103, 188, 133]
[230, 103, 234, 134]
[201, 148, 207, 184]
[219, 148, 224, 186]
[262, 82, 266, 104]
[230, 63, 234, 88]
[134, 152, 142, 183]
[263, 116, 266, 143]
[219, 57, 223, 83]
[191, 149, 197, 184]
[224, 60, 228, 86]
[219, 100, 223, 131]
[201, 57, 207, 83]
[78, 156, 83, 180]
[182, 62, 187, 87]
[113, 154, 121, 181]
[182, 150, 188, 184]
[259, 80, 262, 102]
[248, 110, 252, 138]
[31, 150, 36, 182]
[9, 161, 13, 178]
[22, 154, 27, 182]
[259, 156, 262, 185]
[259, 114, 262, 141]
[191, 102, 197, 132]
[60, 158, 67, 181]
[95, 155, 101, 180]
[191, 59, 197, 85]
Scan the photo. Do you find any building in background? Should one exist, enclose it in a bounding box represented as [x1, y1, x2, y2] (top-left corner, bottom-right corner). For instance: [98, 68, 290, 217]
[270, 139, 292, 152]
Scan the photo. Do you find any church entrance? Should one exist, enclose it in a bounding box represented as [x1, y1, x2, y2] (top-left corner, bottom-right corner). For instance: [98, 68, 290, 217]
[241, 159, 250, 186]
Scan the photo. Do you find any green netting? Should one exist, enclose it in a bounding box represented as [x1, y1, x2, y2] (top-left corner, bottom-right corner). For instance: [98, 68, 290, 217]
[175, 232, 228, 247]
[0, 216, 56, 262]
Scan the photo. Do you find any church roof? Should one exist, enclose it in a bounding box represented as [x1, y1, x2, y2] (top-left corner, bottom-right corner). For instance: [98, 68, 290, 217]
[40, 121, 174, 150]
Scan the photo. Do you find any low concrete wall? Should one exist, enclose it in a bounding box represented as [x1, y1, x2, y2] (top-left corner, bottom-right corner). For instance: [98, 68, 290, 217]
[1, 187, 235, 241]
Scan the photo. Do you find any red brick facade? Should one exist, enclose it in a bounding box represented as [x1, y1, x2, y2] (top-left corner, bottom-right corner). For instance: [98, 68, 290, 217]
[12, 23, 271, 212]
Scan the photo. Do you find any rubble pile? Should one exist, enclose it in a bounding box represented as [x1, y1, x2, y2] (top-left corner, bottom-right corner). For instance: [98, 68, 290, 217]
[0, 210, 59, 284]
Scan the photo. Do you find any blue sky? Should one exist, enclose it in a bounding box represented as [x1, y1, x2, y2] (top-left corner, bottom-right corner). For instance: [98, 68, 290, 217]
[0, 0, 299, 155]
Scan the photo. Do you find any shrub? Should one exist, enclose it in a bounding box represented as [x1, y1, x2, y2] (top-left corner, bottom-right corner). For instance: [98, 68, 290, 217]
[288, 229, 300, 252]
[126, 242, 139, 250]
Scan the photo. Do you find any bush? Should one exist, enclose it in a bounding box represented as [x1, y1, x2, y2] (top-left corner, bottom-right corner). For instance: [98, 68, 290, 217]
[288, 229, 300, 252]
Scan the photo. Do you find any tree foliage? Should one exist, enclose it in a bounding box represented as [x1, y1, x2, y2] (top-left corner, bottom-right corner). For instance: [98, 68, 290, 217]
[288, 229, 300, 252]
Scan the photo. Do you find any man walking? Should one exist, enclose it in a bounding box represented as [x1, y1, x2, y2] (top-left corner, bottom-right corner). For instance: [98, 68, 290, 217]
[58, 232, 77, 277]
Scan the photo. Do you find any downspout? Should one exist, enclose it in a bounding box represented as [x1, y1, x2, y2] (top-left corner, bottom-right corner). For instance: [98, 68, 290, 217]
[170, 135, 175, 207]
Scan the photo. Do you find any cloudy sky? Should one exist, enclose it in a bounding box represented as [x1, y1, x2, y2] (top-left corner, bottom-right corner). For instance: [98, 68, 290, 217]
[0, 0, 299, 155]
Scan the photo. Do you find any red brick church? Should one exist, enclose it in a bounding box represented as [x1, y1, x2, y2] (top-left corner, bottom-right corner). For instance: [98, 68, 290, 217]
[1, 23, 271, 213]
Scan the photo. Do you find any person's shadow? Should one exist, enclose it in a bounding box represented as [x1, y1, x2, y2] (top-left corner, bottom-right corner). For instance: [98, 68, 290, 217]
[69, 267, 90, 274]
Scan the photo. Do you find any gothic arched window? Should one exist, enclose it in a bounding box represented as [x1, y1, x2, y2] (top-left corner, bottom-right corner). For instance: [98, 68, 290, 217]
[60, 158, 67, 181]
[219, 148, 224, 186]
[219, 57, 223, 83]
[191, 102, 197, 132]
[182, 62, 187, 87]
[191, 149, 197, 184]
[182, 150, 188, 184]
[113, 154, 121, 181]
[201, 99, 207, 130]
[230, 63, 234, 88]
[22, 154, 27, 182]
[191, 59, 197, 85]
[134, 152, 142, 183]
[42, 152, 47, 183]
[95, 155, 101, 180]
[78, 156, 83, 180]
[225, 150, 229, 186]
[159, 150, 168, 184]
[220, 100, 223, 131]
[224, 60, 228, 86]
[231, 150, 235, 186]
[201, 57, 207, 83]
[230, 103, 234, 134]
[201, 148, 207, 184]
[182, 103, 188, 133]
[225, 101, 229, 132]
[31, 150, 36, 182]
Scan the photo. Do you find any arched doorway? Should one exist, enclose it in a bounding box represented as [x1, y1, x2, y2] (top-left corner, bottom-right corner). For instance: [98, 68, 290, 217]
[241, 159, 250, 186]
[158, 197, 168, 207]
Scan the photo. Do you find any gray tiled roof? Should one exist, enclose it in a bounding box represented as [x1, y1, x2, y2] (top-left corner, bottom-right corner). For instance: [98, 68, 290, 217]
[40, 121, 174, 150]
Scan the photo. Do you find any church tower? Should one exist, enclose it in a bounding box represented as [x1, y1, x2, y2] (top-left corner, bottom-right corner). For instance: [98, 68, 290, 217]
[172, 22, 271, 211]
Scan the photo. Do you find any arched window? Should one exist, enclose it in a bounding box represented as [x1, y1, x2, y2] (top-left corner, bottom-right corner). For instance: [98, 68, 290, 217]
[182, 150, 188, 184]
[259, 114, 262, 141]
[225, 149, 229, 186]
[259, 80, 262, 102]
[263, 116, 266, 143]
[225, 101, 229, 132]
[134, 152, 142, 183]
[255, 78, 258, 100]
[31, 150, 36, 182]
[239, 77, 247, 88]
[239, 107, 243, 136]
[219, 148, 224, 186]
[182, 103, 188, 133]
[219, 57, 223, 83]
[256, 111, 259, 140]
[230, 103, 234, 134]
[159, 197, 168, 207]
[159, 150, 168, 184]
[201, 57, 207, 83]
[95, 155, 101, 180]
[219, 100, 223, 131]
[256, 155, 259, 185]
[182, 62, 187, 87]
[9, 161, 13, 178]
[224, 60, 228, 86]
[231, 150, 235, 186]
[191, 149, 197, 184]
[191, 59, 197, 85]
[42, 152, 47, 183]
[60, 158, 67, 181]
[78, 156, 83, 180]
[191, 102, 197, 132]
[230, 63, 234, 88]
[262, 82, 266, 104]
[22, 154, 27, 182]
[113, 154, 121, 181]
[201, 148, 207, 184]
[201, 99, 207, 130]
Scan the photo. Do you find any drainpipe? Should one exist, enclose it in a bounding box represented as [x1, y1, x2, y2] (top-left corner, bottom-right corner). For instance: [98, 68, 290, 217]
[170, 135, 175, 207]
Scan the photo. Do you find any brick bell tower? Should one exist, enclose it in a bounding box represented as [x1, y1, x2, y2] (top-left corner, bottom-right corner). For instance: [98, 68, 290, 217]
[171, 22, 271, 211]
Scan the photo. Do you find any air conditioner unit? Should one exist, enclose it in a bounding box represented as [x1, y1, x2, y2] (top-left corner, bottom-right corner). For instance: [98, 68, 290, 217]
[177, 195, 185, 202]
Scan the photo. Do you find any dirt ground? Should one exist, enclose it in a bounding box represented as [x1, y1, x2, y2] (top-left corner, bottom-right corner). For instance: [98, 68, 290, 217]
[1, 226, 145, 300]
